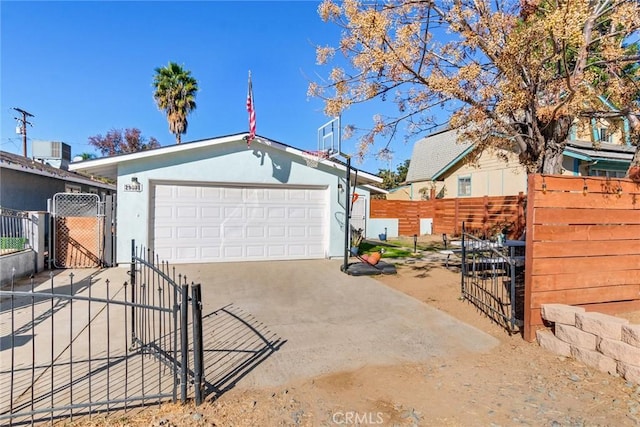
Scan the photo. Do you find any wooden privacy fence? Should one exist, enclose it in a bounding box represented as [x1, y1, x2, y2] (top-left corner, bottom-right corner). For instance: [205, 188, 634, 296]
[370, 194, 526, 238]
[523, 174, 640, 341]
[433, 193, 526, 238]
[370, 199, 435, 236]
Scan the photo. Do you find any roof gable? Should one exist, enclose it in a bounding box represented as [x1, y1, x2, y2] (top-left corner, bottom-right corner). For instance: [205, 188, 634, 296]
[406, 129, 473, 183]
[69, 133, 382, 185]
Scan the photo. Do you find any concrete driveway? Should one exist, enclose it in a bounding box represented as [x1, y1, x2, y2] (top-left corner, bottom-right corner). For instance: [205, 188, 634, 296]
[175, 259, 500, 389]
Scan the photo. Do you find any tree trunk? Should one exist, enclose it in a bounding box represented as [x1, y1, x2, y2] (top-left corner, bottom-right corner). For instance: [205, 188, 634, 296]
[176, 133, 181, 144]
[535, 116, 573, 175]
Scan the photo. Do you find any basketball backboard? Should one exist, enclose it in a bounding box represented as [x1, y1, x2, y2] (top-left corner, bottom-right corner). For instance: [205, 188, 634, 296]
[317, 116, 341, 159]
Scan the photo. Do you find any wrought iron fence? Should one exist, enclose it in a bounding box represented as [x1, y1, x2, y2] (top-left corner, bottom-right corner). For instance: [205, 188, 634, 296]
[0, 241, 204, 425]
[460, 224, 525, 333]
[0, 207, 33, 255]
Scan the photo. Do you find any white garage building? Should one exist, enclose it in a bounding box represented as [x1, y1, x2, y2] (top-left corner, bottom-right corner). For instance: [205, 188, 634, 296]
[70, 134, 384, 265]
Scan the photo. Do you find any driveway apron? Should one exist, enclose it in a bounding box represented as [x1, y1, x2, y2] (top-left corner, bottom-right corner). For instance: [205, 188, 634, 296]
[174, 259, 500, 389]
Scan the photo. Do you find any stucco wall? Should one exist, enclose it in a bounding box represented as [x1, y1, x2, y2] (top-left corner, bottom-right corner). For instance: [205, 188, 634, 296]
[0, 168, 113, 211]
[115, 140, 371, 264]
[0, 169, 67, 211]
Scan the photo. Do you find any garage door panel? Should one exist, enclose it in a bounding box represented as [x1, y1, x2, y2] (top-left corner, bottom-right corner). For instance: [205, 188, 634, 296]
[224, 206, 243, 218]
[246, 245, 266, 257]
[267, 246, 286, 257]
[309, 226, 324, 237]
[176, 206, 197, 219]
[176, 226, 197, 239]
[201, 187, 222, 198]
[176, 186, 197, 199]
[224, 226, 243, 238]
[201, 227, 220, 238]
[201, 246, 221, 258]
[247, 226, 265, 238]
[176, 247, 197, 260]
[268, 226, 286, 238]
[202, 207, 222, 218]
[247, 207, 265, 218]
[154, 184, 328, 263]
[288, 207, 306, 219]
[223, 246, 243, 258]
[288, 226, 306, 238]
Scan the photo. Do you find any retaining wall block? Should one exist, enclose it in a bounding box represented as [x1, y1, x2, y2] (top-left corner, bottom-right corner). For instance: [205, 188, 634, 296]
[621, 324, 640, 348]
[537, 329, 571, 357]
[598, 338, 640, 367]
[555, 324, 598, 351]
[576, 312, 629, 341]
[617, 361, 640, 384]
[570, 346, 617, 374]
[541, 304, 585, 326]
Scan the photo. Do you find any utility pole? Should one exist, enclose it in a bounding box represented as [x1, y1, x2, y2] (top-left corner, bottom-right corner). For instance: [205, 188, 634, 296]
[13, 107, 34, 157]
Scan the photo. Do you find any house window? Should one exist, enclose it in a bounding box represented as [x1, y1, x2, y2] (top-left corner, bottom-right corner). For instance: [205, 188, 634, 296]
[590, 168, 626, 178]
[457, 176, 471, 197]
[88, 187, 98, 194]
[598, 128, 611, 143]
[65, 184, 81, 193]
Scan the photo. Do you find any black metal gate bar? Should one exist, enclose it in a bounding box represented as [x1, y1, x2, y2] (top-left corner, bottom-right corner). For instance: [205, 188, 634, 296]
[460, 222, 524, 333]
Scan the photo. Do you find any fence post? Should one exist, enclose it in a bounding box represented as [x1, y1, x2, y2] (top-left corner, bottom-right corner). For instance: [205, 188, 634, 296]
[482, 195, 489, 238]
[454, 199, 460, 235]
[460, 222, 466, 296]
[517, 191, 526, 238]
[130, 239, 136, 346]
[191, 284, 204, 405]
[180, 283, 189, 403]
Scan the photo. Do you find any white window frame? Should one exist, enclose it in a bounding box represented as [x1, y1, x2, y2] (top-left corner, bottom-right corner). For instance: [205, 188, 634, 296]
[457, 176, 471, 197]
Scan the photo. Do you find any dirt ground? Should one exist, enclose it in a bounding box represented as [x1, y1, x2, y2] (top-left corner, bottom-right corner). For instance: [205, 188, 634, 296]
[70, 236, 640, 426]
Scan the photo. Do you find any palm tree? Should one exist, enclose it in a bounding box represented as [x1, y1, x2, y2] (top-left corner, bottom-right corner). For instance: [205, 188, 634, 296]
[152, 62, 198, 144]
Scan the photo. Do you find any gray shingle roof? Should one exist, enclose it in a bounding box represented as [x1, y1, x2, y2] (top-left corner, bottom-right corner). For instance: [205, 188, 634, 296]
[564, 140, 634, 162]
[405, 129, 473, 183]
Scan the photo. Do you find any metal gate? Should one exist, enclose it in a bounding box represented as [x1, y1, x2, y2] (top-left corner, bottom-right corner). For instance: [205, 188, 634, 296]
[0, 242, 203, 425]
[460, 224, 525, 333]
[50, 193, 116, 268]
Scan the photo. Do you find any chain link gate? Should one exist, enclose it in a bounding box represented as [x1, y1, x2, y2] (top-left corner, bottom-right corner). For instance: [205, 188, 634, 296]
[51, 193, 104, 268]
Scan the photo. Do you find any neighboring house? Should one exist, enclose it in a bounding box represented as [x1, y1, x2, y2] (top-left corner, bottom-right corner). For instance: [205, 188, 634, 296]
[70, 133, 385, 265]
[404, 125, 634, 199]
[0, 146, 116, 212]
[385, 185, 412, 200]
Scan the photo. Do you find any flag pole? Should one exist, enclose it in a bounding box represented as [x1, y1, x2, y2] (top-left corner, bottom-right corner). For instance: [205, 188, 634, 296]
[246, 70, 256, 147]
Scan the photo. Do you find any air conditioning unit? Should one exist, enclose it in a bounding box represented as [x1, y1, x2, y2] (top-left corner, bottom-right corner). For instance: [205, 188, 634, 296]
[32, 141, 72, 170]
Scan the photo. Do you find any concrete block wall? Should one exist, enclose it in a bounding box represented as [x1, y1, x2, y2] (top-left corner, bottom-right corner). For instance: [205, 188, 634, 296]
[537, 304, 640, 385]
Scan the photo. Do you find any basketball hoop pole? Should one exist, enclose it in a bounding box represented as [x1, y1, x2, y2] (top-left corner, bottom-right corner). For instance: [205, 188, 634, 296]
[343, 156, 351, 273]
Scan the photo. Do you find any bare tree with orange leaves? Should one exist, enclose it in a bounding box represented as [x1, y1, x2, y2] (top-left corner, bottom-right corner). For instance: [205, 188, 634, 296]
[310, 0, 640, 175]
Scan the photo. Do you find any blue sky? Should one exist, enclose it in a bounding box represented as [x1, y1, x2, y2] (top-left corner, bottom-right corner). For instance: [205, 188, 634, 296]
[0, 1, 424, 173]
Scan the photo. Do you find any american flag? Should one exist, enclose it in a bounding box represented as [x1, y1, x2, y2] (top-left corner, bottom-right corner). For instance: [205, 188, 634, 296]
[246, 71, 256, 146]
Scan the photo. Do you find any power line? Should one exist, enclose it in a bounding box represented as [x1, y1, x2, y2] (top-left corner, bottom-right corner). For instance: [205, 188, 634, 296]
[13, 107, 34, 157]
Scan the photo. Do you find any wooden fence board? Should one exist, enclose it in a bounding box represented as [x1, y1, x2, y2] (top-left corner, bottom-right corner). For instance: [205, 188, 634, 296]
[533, 192, 640, 209]
[532, 224, 640, 241]
[530, 285, 640, 308]
[531, 255, 640, 275]
[534, 208, 640, 225]
[531, 240, 640, 258]
[531, 270, 640, 291]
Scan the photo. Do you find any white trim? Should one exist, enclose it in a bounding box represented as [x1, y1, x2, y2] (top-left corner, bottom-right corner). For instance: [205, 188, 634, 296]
[69, 133, 383, 184]
[1, 160, 116, 190]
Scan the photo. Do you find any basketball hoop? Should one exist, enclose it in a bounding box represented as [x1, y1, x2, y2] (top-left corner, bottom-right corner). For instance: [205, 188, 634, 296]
[302, 150, 328, 168]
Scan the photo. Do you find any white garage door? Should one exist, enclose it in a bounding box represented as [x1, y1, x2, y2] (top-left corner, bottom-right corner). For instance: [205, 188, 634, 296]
[152, 184, 328, 263]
